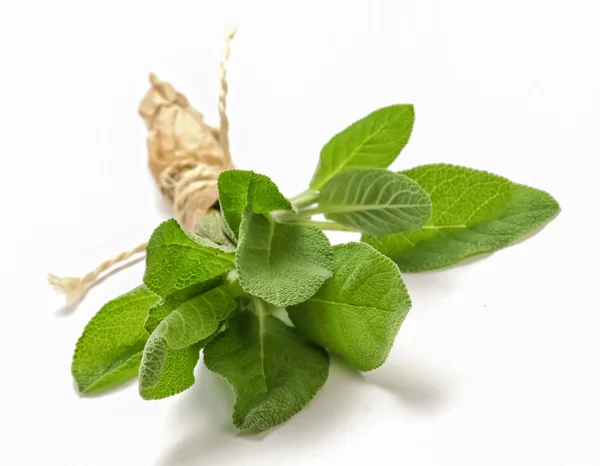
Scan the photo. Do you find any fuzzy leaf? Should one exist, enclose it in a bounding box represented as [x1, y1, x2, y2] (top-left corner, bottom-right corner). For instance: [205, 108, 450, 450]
[72, 286, 159, 394]
[218, 170, 292, 237]
[288, 242, 411, 371]
[144, 278, 222, 334]
[138, 286, 236, 400]
[236, 208, 333, 307]
[139, 340, 201, 400]
[362, 164, 560, 271]
[318, 169, 432, 235]
[310, 104, 415, 190]
[153, 285, 236, 350]
[194, 210, 235, 247]
[144, 219, 234, 298]
[204, 311, 329, 431]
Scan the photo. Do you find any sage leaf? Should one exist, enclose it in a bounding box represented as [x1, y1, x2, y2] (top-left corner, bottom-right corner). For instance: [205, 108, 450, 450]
[204, 310, 329, 431]
[144, 278, 223, 333]
[288, 242, 411, 371]
[309, 104, 415, 190]
[152, 285, 236, 350]
[236, 208, 333, 307]
[139, 286, 236, 399]
[318, 169, 432, 235]
[144, 219, 235, 298]
[139, 340, 201, 400]
[72, 286, 159, 394]
[194, 210, 235, 247]
[362, 164, 560, 272]
[218, 170, 292, 237]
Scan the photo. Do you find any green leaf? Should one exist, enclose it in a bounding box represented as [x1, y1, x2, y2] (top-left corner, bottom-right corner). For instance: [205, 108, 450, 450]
[362, 164, 560, 272]
[139, 286, 236, 400]
[204, 310, 329, 431]
[152, 285, 237, 350]
[72, 286, 160, 394]
[139, 340, 202, 400]
[143, 219, 235, 298]
[144, 278, 222, 334]
[318, 169, 432, 235]
[236, 208, 333, 307]
[218, 170, 292, 237]
[309, 104, 415, 190]
[194, 210, 235, 247]
[288, 242, 411, 371]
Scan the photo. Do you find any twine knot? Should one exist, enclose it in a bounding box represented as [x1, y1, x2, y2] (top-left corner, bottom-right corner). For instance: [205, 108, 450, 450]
[49, 27, 237, 305]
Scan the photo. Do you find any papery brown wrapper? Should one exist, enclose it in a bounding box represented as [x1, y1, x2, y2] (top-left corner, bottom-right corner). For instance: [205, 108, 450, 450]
[138, 73, 232, 230]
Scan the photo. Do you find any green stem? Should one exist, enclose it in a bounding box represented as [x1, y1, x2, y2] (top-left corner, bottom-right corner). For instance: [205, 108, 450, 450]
[295, 206, 321, 218]
[294, 219, 359, 232]
[270, 210, 300, 224]
[289, 189, 320, 209]
[252, 296, 266, 317]
[271, 207, 358, 232]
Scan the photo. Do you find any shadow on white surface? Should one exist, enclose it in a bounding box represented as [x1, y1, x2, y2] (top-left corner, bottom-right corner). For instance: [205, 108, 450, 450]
[158, 352, 450, 466]
[157, 359, 365, 466]
[156, 367, 234, 466]
[365, 359, 448, 413]
[396, 215, 559, 288]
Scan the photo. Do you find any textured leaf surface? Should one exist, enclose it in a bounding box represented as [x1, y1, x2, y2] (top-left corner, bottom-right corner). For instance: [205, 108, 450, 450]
[310, 104, 415, 190]
[236, 208, 333, 307]
[319, 169, 432, 235]
[218, 170, 292, 237]
[139, 286, 236, 399]
[72, 286, 159, 394]
[144, 219, 234, 298]
[204, 311, 329, 431]
[288, 242, 411, 371]
[362, 164, 560, 272]
[153, 285, 236, 350]
[144, 279, 222, 334]
[194, 210, 235, 246]
[139, 340, 201, 400]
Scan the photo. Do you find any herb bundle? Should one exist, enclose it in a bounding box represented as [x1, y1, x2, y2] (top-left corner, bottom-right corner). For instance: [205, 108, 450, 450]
[72, 104, 559, 431]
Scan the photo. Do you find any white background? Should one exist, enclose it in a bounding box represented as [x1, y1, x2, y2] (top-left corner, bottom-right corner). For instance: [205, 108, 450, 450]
[1, 1, 599, 465]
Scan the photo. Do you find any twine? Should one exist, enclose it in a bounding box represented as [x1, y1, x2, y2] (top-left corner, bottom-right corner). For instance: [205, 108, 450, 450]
[49, 27, 237, 305]
[48, 243, 148, 305]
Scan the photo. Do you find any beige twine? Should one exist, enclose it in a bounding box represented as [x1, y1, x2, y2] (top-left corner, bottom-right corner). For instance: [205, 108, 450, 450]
[48, 27, 237, 305]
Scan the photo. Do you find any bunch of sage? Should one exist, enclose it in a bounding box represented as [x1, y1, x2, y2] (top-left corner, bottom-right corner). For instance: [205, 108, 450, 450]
[72, 104, 559, 431]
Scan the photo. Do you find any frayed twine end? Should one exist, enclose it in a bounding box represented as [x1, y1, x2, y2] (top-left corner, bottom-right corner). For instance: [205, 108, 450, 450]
[48, 273, 87, 305]
[48, 241, 148, 307]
